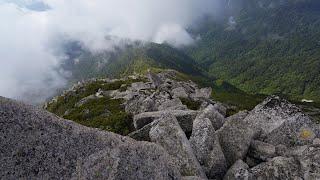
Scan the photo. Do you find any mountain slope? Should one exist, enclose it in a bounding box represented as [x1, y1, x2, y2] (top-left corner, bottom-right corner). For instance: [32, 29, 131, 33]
[60, 42, 264, 111]
[63, 43, 205, 82]
[186, 0, 320, 102]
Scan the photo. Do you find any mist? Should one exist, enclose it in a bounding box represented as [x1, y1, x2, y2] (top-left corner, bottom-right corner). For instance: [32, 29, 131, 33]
[0, 0, 221, 104]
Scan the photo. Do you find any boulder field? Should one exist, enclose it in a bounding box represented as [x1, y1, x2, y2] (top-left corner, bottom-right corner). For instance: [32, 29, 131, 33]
[1, 71, 320, 179]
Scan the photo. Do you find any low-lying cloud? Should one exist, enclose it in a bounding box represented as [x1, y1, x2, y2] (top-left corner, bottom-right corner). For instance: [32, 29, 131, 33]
[0, 0, 220, 103]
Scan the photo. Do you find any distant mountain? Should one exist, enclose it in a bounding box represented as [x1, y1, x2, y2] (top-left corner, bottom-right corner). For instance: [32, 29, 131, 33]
[186, 0, 320, 102]
[62, 42, 204, 81]
[60, 0, 320, 108]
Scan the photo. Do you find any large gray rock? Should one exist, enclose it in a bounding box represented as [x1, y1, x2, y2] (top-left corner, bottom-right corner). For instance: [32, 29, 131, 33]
[190, 117, 227, 179]
[217, 115, 257, 166]
[149, 113, 207, 179]
[223, 160, 250, 180]
[129, 109, 195, 142]
[264, 118, 318, 147]
[249, 145, 320, 179]
[245, 96, 319, 146]
[245, 96, 301, 134]
[197, 104, 226, 130]
[133, 110, 198, 133]
[190, 118, 216, 164]
[0, 97, 181, 180]
[249, 156, 300, 180]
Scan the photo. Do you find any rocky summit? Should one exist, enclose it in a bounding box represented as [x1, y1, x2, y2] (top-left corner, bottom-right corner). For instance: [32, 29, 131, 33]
[1, 70, 320, 179]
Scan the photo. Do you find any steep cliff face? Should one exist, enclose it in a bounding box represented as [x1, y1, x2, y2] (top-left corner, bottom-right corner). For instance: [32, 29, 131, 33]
[1, 71, 320, 179]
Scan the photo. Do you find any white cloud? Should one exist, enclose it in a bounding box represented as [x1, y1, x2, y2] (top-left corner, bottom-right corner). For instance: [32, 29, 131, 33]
[0, 0, 220, 103]
[44, 0, 219, 50]
[0, 3, 66, 103]
[153, 24, 195, 47]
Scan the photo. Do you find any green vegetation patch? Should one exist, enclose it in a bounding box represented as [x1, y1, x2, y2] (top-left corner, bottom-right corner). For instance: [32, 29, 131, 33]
[47, 78, 143, 115]
[64, 97, 134, 135]
[45, 79, 143, 135]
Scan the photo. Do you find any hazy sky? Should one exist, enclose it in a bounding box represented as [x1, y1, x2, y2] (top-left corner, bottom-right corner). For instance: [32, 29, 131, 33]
[0, 0, 220, 103]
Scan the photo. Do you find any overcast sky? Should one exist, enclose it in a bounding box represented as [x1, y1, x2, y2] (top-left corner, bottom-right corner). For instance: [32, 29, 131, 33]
[0, 0, 221, 103]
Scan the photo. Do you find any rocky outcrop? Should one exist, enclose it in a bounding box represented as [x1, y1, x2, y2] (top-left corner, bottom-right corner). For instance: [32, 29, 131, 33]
[246, 96, 319, 146]
[0, 97, 181, 180]
[217, 96, 320, 167]
[4, 70, 320, 180]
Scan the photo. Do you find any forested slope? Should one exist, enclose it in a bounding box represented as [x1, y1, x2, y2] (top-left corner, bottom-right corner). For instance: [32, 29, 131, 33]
[186, 0, 320, 101]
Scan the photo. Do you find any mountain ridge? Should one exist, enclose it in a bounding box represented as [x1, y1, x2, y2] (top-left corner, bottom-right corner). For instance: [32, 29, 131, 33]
[1, 71, 320, 179]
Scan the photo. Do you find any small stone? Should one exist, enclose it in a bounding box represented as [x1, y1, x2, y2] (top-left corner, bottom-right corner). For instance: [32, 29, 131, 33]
[275, 144, 288, 156]
[172, 87, 189, 98]
[313, 138, 320, 145]
[75, 95, 97, 107]
[248, 140, 276, 161]
[190, 88, 212, 100]
[182, 176, 207, 180]
[213, 102, 227, 117]
[131, 82, 151, 91]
